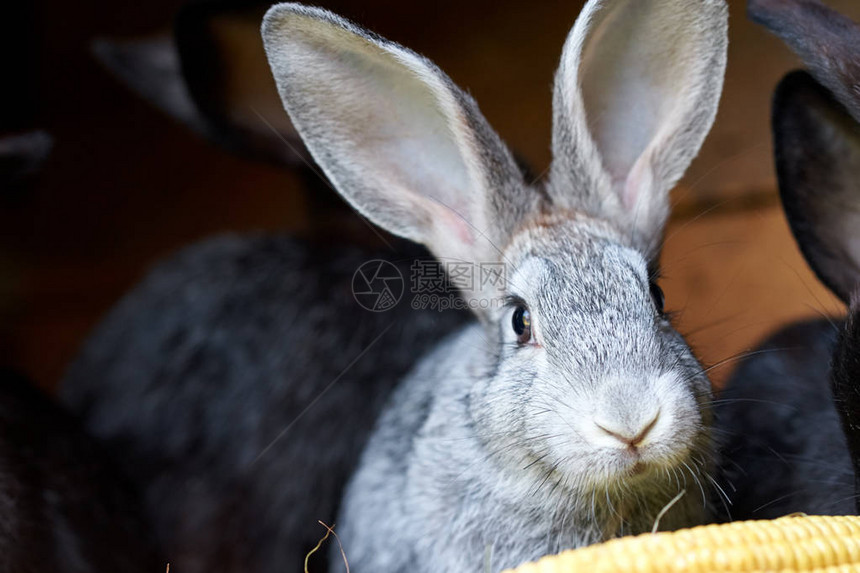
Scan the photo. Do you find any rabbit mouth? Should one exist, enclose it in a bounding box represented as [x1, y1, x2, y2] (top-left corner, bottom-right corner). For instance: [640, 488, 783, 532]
[610, 450, 658, 482]
[628, 460, 648, 476]
[593, 439, 698, 488]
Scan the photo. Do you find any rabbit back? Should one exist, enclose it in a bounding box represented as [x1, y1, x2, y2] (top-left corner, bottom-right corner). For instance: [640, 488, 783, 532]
[62, 232, 469, 573]
[715, 319, 854, 519]
[0, 369, 160, 573]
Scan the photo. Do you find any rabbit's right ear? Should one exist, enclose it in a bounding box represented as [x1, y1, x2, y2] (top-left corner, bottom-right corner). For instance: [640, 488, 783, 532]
[748, 0, 860, 125]
[93, 36, 206, 137]
[262, 4, 531, 277]
[0, 131, 52, 187]
[549, 0, 728, 261]
[94, 1, 307, 166]
[773, 71, 860, 304]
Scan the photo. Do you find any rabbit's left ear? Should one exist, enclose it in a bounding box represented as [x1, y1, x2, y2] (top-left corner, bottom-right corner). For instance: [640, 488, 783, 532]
[747, 0, 860, 303]
[262, 4, 530, 271]
[0, 131, 52, 186]
[549, 0, 728, 260]
[748, 0, 860, 125]
[773, 71, 860, 304]
[94, 0, 307, 166]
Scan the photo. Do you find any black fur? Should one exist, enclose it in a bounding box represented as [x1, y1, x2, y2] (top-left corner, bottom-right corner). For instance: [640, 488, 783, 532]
[773, 70, 860, 303]
[61, 233, 469, 573]
[748, 0, 860, 124]
[0, 369, 160, 573]
[0, 131, 52, 189]
[715, 320, 854, 519]
[173, 0, 306, 166]
[716, 0, 860, 520]
[832, 295, 860, 512]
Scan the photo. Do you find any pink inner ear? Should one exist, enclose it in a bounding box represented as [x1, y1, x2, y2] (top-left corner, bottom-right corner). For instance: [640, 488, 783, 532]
[435, 204, 475, 246]
[622, 153, 653, 211]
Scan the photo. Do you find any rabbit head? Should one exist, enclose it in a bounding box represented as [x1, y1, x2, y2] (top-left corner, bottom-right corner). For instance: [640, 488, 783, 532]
[263, 0, 727, 527]
[752, 0, 860, 510]
[753, 0, 860, 307]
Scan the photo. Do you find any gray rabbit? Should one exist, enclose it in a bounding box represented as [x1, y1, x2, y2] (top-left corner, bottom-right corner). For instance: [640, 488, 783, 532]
[716, 0, 860, 520]
[262, 0, 728, 570]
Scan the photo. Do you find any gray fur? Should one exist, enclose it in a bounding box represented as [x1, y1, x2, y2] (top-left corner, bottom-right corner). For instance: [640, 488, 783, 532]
[549, 0, 728, 262]
[262, 4, 535, 300]
[339, 224, 713, 571]
[262, 2, 728, 571]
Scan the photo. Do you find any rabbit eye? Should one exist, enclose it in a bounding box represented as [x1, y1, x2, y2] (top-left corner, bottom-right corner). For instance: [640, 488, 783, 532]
[512, 306, 532, 344]
[649, 282, 665, 314]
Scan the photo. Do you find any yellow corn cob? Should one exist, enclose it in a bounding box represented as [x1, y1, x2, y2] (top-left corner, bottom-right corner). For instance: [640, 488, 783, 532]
[507, 515, 860, 573]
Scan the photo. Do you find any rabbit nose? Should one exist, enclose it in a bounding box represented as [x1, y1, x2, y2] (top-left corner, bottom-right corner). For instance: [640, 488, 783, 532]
[594, 410, 660, 449]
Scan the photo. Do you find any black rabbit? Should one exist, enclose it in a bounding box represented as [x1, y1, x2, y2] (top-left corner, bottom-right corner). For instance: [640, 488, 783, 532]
[0, 132, 161, 573]
[717, 0, 860, 519]
[61, 231, 468, 572]
[0, 368, 161, 573]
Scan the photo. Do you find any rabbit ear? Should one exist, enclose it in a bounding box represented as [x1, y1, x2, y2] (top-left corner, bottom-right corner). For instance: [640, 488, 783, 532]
[262, 4, 530, 274]
[94, 1, 308, 166]
[748, 0, 860, 125]
[173, 1, 308, 165]
[773, 71, 860, 304]
[549, 0, 728, 260]
[0, 130, 53, 186]
[93, 36, 206, 134]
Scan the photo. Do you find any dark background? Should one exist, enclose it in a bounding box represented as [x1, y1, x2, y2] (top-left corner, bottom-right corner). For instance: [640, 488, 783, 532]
[2, 0, 859, 391]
